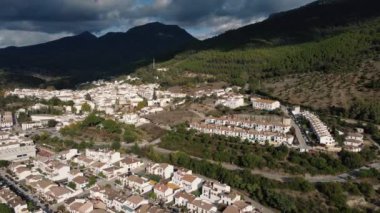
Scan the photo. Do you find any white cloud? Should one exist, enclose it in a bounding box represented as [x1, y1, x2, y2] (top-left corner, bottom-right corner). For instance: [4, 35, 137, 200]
[0, 30, 72, 48]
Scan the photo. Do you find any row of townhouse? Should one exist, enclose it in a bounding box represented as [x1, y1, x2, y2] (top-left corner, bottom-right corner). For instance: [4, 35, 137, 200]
[67, 198, 167, 213]
[300, 111, 336, 146]
[205, 115, 291, 134]
[0, 187, 28, 213]
[27, 178, 79, 203]
[190, 123, 294, 145]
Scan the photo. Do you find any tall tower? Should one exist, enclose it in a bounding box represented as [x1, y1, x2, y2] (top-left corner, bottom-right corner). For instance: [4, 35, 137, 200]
[152, 58, 155, 70]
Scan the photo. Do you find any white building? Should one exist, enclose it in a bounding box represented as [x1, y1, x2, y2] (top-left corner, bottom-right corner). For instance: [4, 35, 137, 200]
[201, 181, 231, 203]
[223, 200, 255, 213]
[170, 169, 203, 193]
[0, 111, 14, 129]
[85, 149, 121, 164]
[190, 123, 294, 145]
[251, 97, 280, 111]
[0, 135, 36, 162]
[153, 183, 175, 203]
[146, 163, 174, 179]
[344, 132, 364, 152]
[122, 195, 149, 213]
[174, 191, 196, 207]
[121, 175, 153, 194]
[300, 111, 336, 146]
[215, 95, 245, 109]
[34, 159, 70, 181]
[187, 198, 217, 213]
[205, 115, 291, 134]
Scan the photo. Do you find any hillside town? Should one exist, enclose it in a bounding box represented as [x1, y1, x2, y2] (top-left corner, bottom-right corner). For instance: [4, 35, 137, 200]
[0, 78, 376, 213]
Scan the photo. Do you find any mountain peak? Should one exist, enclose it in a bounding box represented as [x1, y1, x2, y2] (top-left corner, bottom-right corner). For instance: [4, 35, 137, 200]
[77, 31, 97, 39]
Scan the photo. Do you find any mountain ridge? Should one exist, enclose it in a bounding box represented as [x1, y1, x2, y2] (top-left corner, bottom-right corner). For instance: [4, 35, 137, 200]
[0, 22, 199, 87]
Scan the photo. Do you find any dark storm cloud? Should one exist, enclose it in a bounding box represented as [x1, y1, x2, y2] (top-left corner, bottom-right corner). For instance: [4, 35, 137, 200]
[0, 0, 314, 47]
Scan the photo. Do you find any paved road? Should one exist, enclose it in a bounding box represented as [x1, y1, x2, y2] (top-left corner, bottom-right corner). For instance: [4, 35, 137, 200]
[281, 106, 310, 150]
[0, 170, 53, 213]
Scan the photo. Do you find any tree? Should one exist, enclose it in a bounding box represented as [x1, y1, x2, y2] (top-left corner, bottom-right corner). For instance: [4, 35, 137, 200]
[17, 112, 31, 123]
[136, 99, 148, 111]
[339, 151, 364, 169]
[111, 141, 121, 151]
[27, 201, 37, 212]
[57, 205, 66, 212]
[68, 182, 76, 190]
[87, 176, 97, 187]
[85, 93, 92, 101]
[0, 160, 10, 168]
[47, 119, 58, 127]
[0, 204, 12, 213]
[101, 119, 121, 134]
[147, 191, 157, 200]
[81, 102, 92, 112]
[123, 127, 139, 143]
[82, 113, 104, 127]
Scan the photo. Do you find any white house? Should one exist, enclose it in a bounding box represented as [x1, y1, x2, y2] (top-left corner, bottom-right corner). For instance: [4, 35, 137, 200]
[201, 181, 231, 203]
[174, 191, 196, 207]
[250, 97, 280, 111]
[223, 200, 254, 213]
[187, 198, 217, 213]
[122, 195, 149, 213]
[344, 132, 364, 152]
[57, 149, 78, 162]
[85, 149, 121, 164]
[171, 170, 203, 193]
[146, 163, 174, 179]
[121, 175, 153, 194]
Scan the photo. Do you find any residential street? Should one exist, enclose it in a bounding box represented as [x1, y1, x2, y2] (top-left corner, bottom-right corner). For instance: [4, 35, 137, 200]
[0, 169, 53, 213]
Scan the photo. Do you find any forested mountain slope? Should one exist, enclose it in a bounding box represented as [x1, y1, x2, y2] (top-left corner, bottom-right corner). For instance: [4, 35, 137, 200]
[136, 0, 380, 123]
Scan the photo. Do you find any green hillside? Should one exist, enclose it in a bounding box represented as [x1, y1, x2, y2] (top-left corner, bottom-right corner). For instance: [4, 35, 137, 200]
[136, 17, 380, 123]
[138, 19, 379, 85]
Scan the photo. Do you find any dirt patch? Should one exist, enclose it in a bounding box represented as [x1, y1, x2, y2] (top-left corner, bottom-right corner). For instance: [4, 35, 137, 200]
[144, 109, 202, 125]
[138, 123, 167, 141]
[167, 81, 227, 94]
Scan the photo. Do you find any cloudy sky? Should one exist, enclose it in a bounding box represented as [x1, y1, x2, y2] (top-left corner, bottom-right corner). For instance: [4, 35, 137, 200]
[0, 0, 314, 48]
